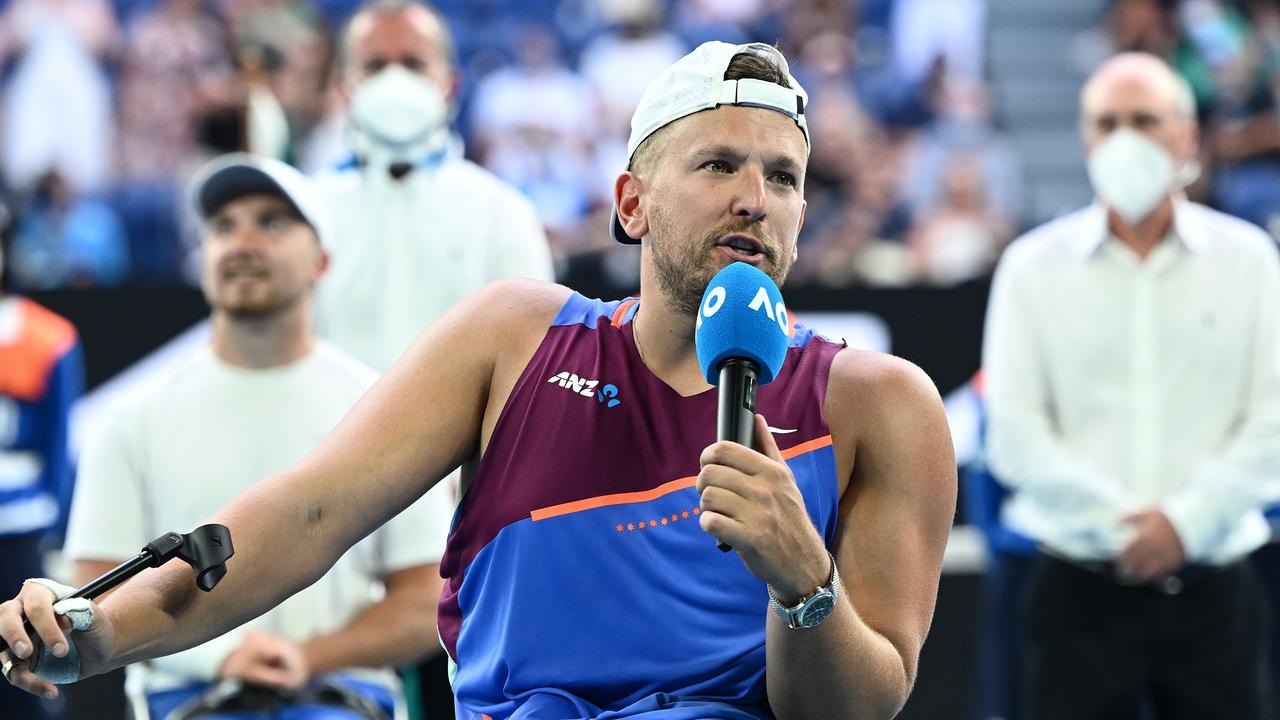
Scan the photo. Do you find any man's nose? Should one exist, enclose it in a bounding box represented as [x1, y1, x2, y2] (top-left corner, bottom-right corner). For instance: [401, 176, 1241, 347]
[222, 225, 266, 254]
[730, 168, 768, 223]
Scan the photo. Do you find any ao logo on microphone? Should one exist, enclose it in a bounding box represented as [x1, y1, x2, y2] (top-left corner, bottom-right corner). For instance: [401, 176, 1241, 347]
[695, 262, 790, 386]
[698, 285, 789, 335]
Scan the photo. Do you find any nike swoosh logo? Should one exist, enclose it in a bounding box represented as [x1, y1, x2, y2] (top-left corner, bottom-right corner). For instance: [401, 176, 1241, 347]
[768, 426, 798, 434]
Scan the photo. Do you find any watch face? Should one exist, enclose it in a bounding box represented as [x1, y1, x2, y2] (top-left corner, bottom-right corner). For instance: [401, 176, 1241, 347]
[799, 593, 836, 627]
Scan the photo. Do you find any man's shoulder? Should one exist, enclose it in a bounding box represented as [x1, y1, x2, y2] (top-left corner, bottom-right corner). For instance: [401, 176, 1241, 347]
[1182, 201, 1278, 258]
[822, 348, 948, 484]
[1005, 206, 1098, 262]
[455, 278, 575, 340]
[826, 348, 938, 410]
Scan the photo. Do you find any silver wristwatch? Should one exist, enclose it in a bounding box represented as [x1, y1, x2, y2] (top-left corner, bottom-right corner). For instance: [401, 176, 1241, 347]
[767, 551, 841, 629]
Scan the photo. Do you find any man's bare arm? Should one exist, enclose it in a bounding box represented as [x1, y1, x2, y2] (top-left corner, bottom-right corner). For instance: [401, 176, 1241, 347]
[1, 279, 567, 698]
[766, 352, 957, 720]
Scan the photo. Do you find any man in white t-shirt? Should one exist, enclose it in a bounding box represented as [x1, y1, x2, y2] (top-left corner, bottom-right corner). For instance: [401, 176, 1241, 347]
[313, 0, 555, 375]
[62, 153, 455, 720]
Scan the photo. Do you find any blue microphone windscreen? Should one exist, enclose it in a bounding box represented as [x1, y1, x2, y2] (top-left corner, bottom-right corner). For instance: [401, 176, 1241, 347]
[695, 262, 791, 385]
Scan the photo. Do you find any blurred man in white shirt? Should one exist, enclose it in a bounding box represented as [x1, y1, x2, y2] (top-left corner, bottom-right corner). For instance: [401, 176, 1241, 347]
[65, 154, 454, 720]
[312, 0, 554, 375]
[984, 52, 1280, 720]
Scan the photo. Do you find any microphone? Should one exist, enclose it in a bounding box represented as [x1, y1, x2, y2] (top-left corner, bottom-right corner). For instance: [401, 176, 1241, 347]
[694, 262, 791, 552]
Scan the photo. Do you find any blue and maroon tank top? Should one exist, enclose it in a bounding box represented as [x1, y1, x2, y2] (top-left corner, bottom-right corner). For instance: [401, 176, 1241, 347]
[438, 293, 845, 720]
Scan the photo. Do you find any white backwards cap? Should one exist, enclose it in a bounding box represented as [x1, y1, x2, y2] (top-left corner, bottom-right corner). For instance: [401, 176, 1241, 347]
[612, 41, 810, 244]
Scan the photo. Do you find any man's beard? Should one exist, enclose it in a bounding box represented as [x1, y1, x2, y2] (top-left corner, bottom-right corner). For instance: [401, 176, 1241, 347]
[204, 278, 301, 320]
[648, 208, 792, 318]
[221, 299, 287, 319]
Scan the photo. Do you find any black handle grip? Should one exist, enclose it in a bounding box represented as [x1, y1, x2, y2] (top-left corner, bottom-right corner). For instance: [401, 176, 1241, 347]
[1, 524, 234, 666]
[714, 359, 760, 553]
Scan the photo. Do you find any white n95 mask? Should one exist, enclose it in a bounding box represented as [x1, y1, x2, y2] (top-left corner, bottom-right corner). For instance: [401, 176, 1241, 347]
[350, 64, 448, 164]
[1086, 128, 1176, 225]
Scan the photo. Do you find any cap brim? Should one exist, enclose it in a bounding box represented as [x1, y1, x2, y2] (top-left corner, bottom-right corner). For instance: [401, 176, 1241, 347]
[610, 205, 640, 245]
[197, 165, 298, 220]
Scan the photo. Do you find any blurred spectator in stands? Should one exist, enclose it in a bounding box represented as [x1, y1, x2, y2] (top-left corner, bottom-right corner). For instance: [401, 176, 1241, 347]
[113, 0, 240, 285]
[791, 113, 916, 288]
[1074, 0, 1182, 74]
[0, 0, 115, 194]
[787, 25, 934, 130]
[294, 85, 354, 175]
[671, 0, 776, 46]
[903, 77, 1023, 231]
[313, 0, 553, 373]
[470, 23, 598, 255]
[233, 1, 335, 166]
[9, 171, 129, 289]
[780, 0, 854, 56]
[1253, 0, 1280, 75]
[908, 149, 1013, 285]
[789, 73, 867, 260]
[116, 0, 240, 184]
[891, 0, 986, 84]
[580, 0, 686, 207]
[1176, 0, 1280, 234]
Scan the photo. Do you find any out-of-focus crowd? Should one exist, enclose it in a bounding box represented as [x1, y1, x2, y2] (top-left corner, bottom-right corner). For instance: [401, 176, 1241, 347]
[1, 0, 1278, 293]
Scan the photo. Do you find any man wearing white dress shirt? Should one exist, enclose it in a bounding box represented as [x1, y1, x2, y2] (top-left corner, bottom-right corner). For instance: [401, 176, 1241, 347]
[312, 0, 555, 375]
[984, 52, 1280, 720]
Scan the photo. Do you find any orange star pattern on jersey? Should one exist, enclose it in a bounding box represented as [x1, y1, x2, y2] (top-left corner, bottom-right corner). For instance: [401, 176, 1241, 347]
[614, 507, 706, 536]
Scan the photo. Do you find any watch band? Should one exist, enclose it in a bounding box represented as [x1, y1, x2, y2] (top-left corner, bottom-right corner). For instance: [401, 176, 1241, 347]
[767, 551, 840, 629]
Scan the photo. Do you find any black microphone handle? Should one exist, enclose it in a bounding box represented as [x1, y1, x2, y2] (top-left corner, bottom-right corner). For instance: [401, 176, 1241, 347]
[714, 358, 760, 552]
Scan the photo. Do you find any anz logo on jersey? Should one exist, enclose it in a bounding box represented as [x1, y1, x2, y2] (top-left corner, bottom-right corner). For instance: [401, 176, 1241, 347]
[546, 371, 622, 408]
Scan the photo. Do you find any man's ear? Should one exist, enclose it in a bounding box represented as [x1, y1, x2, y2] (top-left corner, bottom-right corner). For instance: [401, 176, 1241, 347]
[1183, 120, 1201, 167]
[314, 249, 330, 283]
[615, 171, 648, 240]
[444, 68, 462, 106]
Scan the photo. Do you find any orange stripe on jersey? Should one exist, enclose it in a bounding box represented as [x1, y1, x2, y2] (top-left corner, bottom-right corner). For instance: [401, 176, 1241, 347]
[780, 434, 833, 459]
[610, 298, 639, 328]
[532, 475, 698, 522]
[530, 435, 835, 522]
[0, 299, 77, 402]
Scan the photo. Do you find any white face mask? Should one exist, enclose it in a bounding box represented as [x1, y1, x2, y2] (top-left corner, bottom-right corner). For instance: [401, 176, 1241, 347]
[1086, 128, 1176, 224]
[350, 64, 448, 165]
